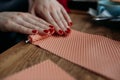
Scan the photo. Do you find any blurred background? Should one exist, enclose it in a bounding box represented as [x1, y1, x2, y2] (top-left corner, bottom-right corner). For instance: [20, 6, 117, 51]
[68, 0, 97, 11]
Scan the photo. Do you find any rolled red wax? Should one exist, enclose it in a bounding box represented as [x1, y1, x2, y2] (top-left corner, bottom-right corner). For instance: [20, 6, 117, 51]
[28, 34, 49, 43]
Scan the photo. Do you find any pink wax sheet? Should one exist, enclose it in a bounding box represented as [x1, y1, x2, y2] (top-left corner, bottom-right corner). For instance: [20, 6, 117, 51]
[4, 60, 75, 80]
[31, 30, 120, 80]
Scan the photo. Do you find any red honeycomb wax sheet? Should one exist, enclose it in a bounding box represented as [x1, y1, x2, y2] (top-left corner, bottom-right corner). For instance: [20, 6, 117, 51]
[31, 30, 120, 80]
[4, 60, 75, 80]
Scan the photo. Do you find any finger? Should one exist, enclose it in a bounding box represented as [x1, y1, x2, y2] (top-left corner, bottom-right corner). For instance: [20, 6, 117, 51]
[38, 11, 64, 35]
[29, 14, 55, 29]
[29, 16, 55, 34]
[13, 18, 51, 35]
[50, 10, 67, 32]
[22, 16, 49, 30]
[57, 11, 71, 34]
[26, 15, 55, 34]
[61, 8, 73, 27]
[8, 21, 34, 34]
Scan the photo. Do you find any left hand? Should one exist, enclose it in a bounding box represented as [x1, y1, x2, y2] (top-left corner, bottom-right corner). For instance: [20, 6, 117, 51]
[29, 0, 72, 35]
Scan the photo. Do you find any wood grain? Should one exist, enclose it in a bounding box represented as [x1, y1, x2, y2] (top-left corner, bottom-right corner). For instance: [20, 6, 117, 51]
[0, 11, 120, 80]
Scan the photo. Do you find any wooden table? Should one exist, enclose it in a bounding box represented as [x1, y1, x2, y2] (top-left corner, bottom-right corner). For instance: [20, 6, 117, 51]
[0, 11, 120, 80]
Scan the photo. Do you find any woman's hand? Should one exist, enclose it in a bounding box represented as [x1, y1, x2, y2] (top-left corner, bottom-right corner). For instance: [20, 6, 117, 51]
[29, 0, 72, 35]
[0, 12, 55, 35]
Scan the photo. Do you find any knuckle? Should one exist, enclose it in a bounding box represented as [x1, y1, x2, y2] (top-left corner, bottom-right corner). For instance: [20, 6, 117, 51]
[17, 12, 24, 16]
[4, 20, 11, 27]
[50, 5, 60, 11]
[11, 16, 19, 20]
[34, 27, 39, 30]
[55, 18, 60, 22]
[49, 19, 54, 23]
[43, 5, 49, 9]
[50, 5, 54, 11]
[60, 5, 64, 10]
[37, 5, 48, 12]
[4, 20, 13, 32]
[43, 7, 49, 12]
[18, 26, 25, 33]
[19, 26, 24, 30]
[17, 12, 27, 17]
[37, 18, 43, 22]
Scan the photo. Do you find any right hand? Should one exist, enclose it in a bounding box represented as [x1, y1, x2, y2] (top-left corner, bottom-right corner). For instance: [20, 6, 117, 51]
[29, 0, 72, 35]
[0, 12, 55, 35]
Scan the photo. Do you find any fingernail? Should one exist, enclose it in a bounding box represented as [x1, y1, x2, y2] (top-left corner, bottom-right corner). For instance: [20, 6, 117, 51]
[58, 30, 64, 35]
[65, 28, 71, 33]
[49, 25, 54, 29]
[44, 30, 49, 33]
[32, 30, 38, 34]
[68, 22, 73, 26]
[49, 29, 55, 34]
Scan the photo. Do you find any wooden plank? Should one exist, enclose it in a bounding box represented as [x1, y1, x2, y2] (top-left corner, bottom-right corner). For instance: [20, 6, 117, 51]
[0, 11, 120, 80]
